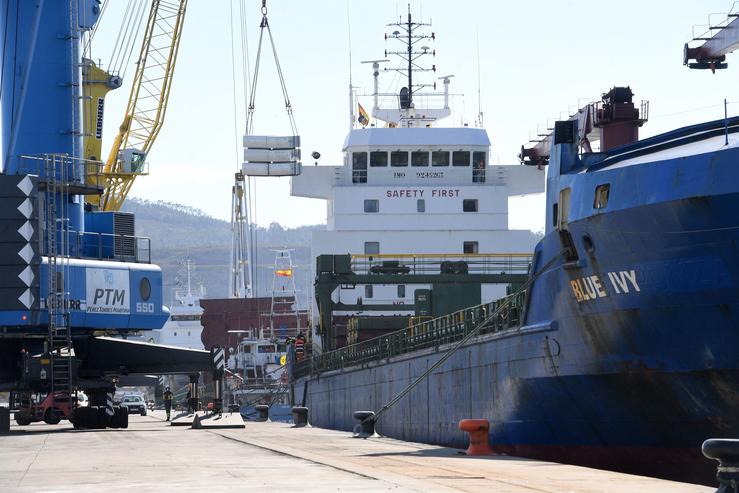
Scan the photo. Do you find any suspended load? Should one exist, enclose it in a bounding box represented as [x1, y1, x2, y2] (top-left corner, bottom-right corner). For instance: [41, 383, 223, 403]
[242, 135, 302, 177]
[241, 0, 301, 177]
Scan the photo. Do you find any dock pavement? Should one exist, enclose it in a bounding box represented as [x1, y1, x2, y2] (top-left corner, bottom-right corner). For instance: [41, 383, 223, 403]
[0, 411, 714, 492]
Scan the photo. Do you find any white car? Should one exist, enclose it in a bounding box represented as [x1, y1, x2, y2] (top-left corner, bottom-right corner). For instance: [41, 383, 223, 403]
[119, 395, 147, 415]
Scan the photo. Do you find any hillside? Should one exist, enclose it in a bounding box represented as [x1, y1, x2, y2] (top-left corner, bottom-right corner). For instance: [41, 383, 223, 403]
[121, 198, 323, 303]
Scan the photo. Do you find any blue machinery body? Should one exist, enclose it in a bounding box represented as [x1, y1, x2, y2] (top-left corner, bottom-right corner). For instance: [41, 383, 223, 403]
[0, 0, 168, 335]
[295, 116, 739, 485]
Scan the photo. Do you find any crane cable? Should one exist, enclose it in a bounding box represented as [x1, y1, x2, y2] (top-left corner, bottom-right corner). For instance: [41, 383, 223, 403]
[245, 0, 298, 137]
[106, 0, 146, 77]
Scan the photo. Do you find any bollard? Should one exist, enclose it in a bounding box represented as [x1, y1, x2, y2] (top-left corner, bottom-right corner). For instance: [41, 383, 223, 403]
[702, 438, 739, 492]
[255, 404, 270, 422]
[459, 419, 493, 456]
[291, 406, 309, 427]
[0, 407, 9, 433]
[352, 410, 376, 438]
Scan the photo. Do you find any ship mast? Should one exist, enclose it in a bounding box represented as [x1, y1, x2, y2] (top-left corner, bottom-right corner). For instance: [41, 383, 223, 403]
[385, 4, 436, 111]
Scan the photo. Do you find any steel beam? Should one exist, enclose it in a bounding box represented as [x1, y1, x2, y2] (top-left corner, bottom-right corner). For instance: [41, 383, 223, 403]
[685, 15, 739, 70]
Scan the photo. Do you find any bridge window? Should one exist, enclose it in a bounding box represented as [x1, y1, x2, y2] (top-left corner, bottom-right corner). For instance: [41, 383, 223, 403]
[463, 199, 478, 212]
[472, 151, 486, 183]
[452, 151, 470, 166]
[594, 184, 610, 209]
[417, 199, 425, 212]
[364, 199, 379, 213]
[391, 151, 408, 167]
[364, 241, 380, 255]
[411, 151, 429, 166]
[432, 151, 449, 166]
[370, 151, 388, 167]
[463, 241, 479, 254]
[352, 152, 367, 183]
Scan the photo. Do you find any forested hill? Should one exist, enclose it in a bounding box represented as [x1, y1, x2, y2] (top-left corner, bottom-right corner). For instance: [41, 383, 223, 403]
[121, 198, 323, 303]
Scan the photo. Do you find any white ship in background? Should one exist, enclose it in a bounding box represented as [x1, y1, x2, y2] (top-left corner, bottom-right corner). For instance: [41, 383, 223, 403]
[290, 9, 544, 352]
[146, 261, 205, 350]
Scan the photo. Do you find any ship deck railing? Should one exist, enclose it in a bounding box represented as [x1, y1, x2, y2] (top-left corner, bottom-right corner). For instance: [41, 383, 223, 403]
[349, 253, 533, 276]
[292, 290, 526, 379]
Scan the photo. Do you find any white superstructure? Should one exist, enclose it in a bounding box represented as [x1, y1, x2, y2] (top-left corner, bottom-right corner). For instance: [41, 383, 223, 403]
[292, 128, 543, 336]
[289, 8, 545, 351]
[146, 262, 204, 350]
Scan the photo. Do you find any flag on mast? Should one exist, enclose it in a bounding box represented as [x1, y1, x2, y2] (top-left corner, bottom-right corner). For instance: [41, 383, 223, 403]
[276, 269, 293, 277]
[358, 103, 369, 127]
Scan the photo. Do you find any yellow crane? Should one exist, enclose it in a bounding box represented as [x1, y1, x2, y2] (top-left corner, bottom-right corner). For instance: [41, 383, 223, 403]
[84, 0, 188, 211]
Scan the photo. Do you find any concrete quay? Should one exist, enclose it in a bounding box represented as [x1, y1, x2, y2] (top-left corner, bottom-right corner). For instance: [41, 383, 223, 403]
[0, 412, 714, 492]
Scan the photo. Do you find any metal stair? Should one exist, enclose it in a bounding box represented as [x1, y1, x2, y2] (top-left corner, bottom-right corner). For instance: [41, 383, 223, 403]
[44, 154, 73, 398]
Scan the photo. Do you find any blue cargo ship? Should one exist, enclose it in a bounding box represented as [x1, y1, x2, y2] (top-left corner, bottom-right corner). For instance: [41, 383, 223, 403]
[285, 6, 739, 485]
[291, 82, 739, 484]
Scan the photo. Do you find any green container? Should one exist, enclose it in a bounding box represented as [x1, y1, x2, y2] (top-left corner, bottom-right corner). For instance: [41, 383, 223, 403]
[414, 289, 432, 317]
[431, 283, 481, 317]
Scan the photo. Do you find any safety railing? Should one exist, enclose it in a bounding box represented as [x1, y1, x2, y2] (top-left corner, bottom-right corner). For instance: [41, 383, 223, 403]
[350, 253, 533, 276]
[19, 154, 107, 190]
[292, 289, 527, 379]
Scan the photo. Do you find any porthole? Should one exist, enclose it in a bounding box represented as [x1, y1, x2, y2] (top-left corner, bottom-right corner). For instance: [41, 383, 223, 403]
[583, 234, 595, 255]
[140, 277, 151, 301]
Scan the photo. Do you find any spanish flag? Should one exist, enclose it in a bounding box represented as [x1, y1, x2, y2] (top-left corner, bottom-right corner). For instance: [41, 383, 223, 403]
[276, 269, 293, 277]
[358, 103, 369, 127]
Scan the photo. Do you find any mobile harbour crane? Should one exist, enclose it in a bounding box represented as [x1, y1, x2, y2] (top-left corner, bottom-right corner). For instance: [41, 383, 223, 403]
[0, 0, 222, 429]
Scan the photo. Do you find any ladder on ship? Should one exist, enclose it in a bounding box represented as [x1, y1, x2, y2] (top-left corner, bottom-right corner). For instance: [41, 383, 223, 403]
[44, 154, 73, 400]
[267, 249, 300, 339]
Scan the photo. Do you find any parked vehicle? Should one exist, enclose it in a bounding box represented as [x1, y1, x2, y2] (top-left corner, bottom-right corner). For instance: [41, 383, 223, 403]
[13, 392, 75, 425]
[119, 395, 147, 415]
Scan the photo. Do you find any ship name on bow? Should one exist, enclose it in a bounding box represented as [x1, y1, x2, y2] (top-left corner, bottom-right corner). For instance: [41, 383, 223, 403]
[570, 270, 640, 303]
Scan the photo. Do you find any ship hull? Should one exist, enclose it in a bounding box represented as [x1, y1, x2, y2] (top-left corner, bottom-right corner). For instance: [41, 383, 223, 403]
[297, 185, 739, 486]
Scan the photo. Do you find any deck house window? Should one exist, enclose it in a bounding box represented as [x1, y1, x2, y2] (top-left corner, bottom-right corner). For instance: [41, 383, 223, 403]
[463, 199, 478, 212]
[352, 152, 367, 183]
[452, 151, 470, 166]
[391, 151, 408, 167]
[463, 241, 479, 254]
[411, 151, 429, 166]
[364, 241, 380, 255]
[370, 151, 388, 167]
[397, 285, 406, 298]
[472, 151, 486, 183]
[365, 285, 374, 299]
[364, 199, 379, 213]
[417, 199, 425, 212]
[432, 151, 449, 166]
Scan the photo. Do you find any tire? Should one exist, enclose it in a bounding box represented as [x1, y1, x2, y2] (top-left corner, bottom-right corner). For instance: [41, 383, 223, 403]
[119, 406, 129, 429]
[72, 407, 98, 429]
[108, 407, 121, 429]
[44, 408, 61, 425]
[141, 409, 147, 416]
[14, 412, 31, 426]
[96, 406, 109, 429]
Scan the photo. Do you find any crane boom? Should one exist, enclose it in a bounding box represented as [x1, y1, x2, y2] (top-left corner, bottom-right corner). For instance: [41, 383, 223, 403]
[101, 0, 187, 211]
[684, 12, 739, 71]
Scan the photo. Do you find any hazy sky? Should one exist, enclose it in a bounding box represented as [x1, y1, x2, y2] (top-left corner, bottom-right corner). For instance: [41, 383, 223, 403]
[89, 0, 739, 232]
